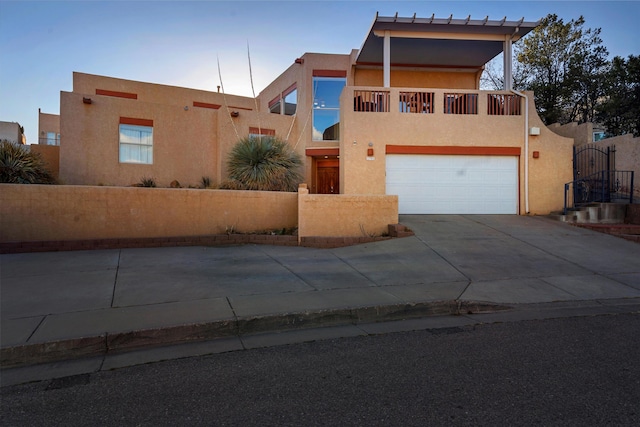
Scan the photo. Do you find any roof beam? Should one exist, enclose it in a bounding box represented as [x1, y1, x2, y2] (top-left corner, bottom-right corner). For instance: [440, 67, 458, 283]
[373, 30, 511, 42]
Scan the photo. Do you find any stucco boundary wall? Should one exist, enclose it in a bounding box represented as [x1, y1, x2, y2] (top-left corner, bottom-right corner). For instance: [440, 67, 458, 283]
[0, 184, 401, 253]
[297, 187, 399, 240]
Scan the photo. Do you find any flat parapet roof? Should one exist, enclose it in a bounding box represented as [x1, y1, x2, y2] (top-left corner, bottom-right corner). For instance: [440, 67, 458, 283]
[356, 13, 540, 69]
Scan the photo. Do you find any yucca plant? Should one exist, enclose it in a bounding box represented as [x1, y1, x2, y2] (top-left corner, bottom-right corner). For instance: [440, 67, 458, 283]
[138, 176, 157, 187]
[0, 140, 56, 184]
[222, 136, 302, 192]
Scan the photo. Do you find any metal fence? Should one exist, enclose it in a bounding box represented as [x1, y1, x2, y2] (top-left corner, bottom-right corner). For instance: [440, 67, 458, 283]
[564, 170, 635, 214]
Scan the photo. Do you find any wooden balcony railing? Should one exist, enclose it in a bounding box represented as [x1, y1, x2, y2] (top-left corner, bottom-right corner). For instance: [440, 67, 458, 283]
[353, 90, 390, 112]
[444, 93, 478, 114]
[351, 88, 522, 117]
[487, 94, 522, 115]
[399, 91, 434, 114]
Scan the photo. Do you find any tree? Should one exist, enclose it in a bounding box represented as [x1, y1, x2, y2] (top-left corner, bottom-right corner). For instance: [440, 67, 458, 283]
[517, 14, 609, 125]
[597, 55, 640, 137]
[480, 52, 530, 91]
[221, 136, 302, 192]
[0, 140, 57, 184]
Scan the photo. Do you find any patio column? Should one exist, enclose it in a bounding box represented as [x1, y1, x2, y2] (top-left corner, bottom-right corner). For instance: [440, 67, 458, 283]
[383, 30, 390, 88]
[503, 35, 513, 91]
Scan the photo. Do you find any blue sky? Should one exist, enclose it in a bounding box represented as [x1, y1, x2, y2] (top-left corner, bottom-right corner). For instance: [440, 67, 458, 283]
[1, 0, 638, 145]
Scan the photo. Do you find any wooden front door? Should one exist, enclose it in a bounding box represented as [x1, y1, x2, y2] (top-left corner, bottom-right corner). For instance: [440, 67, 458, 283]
[317, 166, 339, 194]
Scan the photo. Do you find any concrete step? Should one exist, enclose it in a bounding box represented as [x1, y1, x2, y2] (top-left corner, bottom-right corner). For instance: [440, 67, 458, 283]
[555, 203, 629, 225]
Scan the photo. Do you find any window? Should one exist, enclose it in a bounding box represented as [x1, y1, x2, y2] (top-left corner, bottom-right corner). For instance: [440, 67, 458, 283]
[46, 132, 60, 145]
[269, 84, 297, 116]
[249, 127, 275, 140]
[269, 97, 282, 114]
[283, 86, 297, 116]
[593, 131, 606, 142]
[119, 119, 153, 164]
[313, 75, 345, 141]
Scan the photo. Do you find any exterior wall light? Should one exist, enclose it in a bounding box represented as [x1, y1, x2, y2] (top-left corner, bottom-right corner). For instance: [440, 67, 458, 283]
[230, 111, 239, 117]
[83, 97, 92, 104]
[529, 127, 540, 136]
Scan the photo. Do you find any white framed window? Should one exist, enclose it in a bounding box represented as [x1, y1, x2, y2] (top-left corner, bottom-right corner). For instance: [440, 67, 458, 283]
[119, 119, 153, 164]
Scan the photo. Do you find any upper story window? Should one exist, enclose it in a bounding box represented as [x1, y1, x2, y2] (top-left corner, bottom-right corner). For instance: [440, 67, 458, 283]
[45, 132, 60, 145]
[269, 84, 297, 116]
[119, 118, 153, 164]
[312, 72, 346, 141]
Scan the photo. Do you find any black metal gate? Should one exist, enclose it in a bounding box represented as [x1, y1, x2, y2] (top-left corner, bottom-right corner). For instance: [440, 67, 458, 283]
[572, 144, 616, 205]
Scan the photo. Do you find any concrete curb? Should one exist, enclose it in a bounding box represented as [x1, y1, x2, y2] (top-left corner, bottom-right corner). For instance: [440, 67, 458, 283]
[0, 300, 511, 368]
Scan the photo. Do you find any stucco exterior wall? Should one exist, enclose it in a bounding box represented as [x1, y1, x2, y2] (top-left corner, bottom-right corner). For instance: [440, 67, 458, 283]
[60, 73, 303, 188]
[339, 87, 524, 195]
[0, 122, 24, 144]
[524, 94, 574, 214]
[298, 188, 398, 238]
[37, 110, 60, 145]
[257, 52, 352, 185]
[595, 133, 640, 199]
[0, 185, 397, 243]
[29, 145, 60, 179]
[548, 122, 590, 146]
[353, 69, 479, 89]
[0, 185, 298, 242]
[338, 88, 573, 214]
[60, 91, 219, 187]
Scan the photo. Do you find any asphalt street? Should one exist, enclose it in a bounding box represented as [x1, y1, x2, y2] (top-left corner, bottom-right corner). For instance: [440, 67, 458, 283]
[2, 313, 639, 426]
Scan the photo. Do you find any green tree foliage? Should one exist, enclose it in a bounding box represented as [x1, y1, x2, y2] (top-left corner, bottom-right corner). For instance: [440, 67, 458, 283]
[597, 55, 640, 137]
[221, 136, 302, 192]
[517, 14, 608, 125]
[0, 140, 56, 184]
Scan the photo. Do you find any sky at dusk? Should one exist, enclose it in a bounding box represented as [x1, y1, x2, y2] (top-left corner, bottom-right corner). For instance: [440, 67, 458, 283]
[1, 0, 639, 145]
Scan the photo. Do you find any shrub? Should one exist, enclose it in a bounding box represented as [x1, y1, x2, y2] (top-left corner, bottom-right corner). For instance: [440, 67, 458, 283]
[138, 176, 156, 187]
[200, 176, 212, 189]
[0, 140, 56, 184]
[223, 136, 302, 192]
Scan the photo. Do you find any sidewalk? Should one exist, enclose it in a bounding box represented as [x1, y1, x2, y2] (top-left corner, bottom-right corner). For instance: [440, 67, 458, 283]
[2, 215, 640, 373]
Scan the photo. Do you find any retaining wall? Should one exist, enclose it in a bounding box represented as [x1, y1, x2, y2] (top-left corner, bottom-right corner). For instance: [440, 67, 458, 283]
[0, 184, 400, 252]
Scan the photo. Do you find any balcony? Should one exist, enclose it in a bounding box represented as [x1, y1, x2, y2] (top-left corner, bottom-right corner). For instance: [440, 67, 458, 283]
[350, 87, 522, 116]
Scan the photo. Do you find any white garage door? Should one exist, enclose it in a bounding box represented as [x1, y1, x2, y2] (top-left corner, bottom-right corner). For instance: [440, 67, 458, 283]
[386, 154, 518, 214]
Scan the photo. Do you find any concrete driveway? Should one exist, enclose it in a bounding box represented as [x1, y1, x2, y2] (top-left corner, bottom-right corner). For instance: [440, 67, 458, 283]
[2, 214, 640, 371]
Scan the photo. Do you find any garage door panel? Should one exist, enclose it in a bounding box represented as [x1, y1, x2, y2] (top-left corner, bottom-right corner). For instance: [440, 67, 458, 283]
[386, 154, 518, 214]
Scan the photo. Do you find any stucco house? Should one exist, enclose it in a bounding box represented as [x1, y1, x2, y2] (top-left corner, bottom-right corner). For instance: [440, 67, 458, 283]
[56, 14, 573, 215]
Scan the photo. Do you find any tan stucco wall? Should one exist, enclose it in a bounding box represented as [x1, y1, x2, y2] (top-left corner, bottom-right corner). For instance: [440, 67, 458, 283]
[38, 111, 60, 144]
[339, 88, 573, 215]
[548, 122, 590, 146]
[29, 145, 60, 180]
[525, 95, 574, 214]
[60, 91, 219, 187]
[353, 69, 478, 89]
[298, 188, 398, 238]
[0, 122, 23, 144]
[595, 134, 640, 199]
[0, 185, 298, 242]
[60, 73, 303, 188]
[0, 184, 397, 242]
[257, 53, 353, 187]
[339, 87, 524, 196]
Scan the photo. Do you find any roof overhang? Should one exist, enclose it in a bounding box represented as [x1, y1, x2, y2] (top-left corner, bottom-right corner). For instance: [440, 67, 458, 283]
[356, 14, 540, 70]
